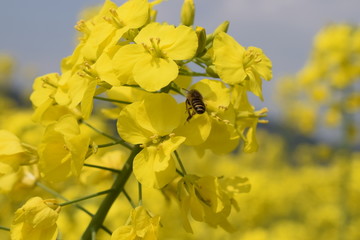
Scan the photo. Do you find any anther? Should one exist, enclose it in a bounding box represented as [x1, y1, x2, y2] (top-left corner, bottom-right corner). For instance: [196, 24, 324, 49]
[109, 8, 118, 17]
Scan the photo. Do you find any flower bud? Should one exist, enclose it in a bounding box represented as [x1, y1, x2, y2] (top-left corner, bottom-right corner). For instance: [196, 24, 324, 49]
[206, 65, 219, 78]
[181, 0, 195, 26]
[195, 26, 207, 57]
[206, 20, 230, 45]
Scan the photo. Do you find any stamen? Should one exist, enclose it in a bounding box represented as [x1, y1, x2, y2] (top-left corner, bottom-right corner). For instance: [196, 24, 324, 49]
[109, 8, 118, 17]
[41, 77, 58, 89]
[74, 20, 89, 33]
[141, 38, 167, 58]
[258, 119, 269, 124]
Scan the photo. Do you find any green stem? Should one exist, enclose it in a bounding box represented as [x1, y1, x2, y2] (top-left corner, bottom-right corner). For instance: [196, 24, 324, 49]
[59, 189, 113, 207]
[84, 163, 121, 173]
[174, 150, 187, 175]
[170, 86, 185, 96]
[94, 96, 132, 105]
[193, 59, 207, 69]
[81, 145, 142, 240]
[0, 226, 10, 231]
[35, 181, 112, 235]
[81, 121, 133, 150]
[176, 168, 185, 177]
[123, 189, 136, 208]
[98, 140, 133, 150]
[179, 71, 209, 77]
[138, 182, 143, 206]
[81, 120, 119, 142]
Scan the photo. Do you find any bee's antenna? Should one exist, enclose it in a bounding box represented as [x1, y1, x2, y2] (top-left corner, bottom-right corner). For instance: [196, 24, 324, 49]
[182, 88, 189, 93]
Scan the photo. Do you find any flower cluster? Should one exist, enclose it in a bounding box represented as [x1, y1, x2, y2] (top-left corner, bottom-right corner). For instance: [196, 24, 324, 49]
[1, 0, 272, 239]
[277, 23, 360, 143]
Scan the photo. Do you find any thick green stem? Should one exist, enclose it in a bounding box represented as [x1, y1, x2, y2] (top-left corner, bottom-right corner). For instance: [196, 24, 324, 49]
[81, 145, 141, 240]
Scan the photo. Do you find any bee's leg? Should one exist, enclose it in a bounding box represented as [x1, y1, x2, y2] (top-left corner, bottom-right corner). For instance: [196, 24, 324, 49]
[186, 99, 193, 121]
[185, 99, 195, 121]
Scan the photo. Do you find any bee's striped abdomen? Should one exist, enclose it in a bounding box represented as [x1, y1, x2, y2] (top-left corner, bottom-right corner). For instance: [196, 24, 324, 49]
[191, 98, 206, 114]
[185, 89, 206, 121]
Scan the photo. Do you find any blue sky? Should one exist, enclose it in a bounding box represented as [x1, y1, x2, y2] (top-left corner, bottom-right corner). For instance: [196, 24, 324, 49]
[0, 0, 359, 119]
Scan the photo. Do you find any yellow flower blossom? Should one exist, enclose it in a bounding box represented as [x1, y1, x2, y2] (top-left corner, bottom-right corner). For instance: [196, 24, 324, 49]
[231, 85, 268, 153]
[213, 32, 272, 100]
[111, 206, 160, 240]
[37, 114, 90, 182]
[0, 130, 37, 176]
[10, 197, 60, 240]
[111, 22, 198, 91]
[30, 73, 60, 123]
[117, 93, 185, 188]
[175, 79, 236, 152]
[177, 175, 250, 233]
[79, 0, 150, 62]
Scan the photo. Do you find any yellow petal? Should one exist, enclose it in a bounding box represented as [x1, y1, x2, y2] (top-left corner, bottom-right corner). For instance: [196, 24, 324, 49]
[192, 79, 230, 112]
[138, 93, 182, 136]
[213, 32, 247, 85]
[196, 119, 239, 154]
[117, 101, 153, 144]
[163, 25, 198, 60]
[0, 130, 24, 155]
[133, 137, 184, 188]
[112, 44, 145, 84]
[133, 55, 178, 91]
[174, 108, 211, 146]
[117, 0, 150, 28]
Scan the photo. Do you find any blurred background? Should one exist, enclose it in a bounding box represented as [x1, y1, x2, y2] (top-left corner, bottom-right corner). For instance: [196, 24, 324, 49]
[1, 1, 360, 239]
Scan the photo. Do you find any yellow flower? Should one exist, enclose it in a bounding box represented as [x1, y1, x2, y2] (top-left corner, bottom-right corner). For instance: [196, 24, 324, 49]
[30, 73, 60, 123]
[0, 130, 37, 176]
[38, 114, 90, 182]
[177, 175, 250, 233]
[112, 22, 198, 91]
[63, 0, 149, 68]
[54, 70, 97, 119]
[213, 32, 272, 100]
[313, 24, 352, 65]
[0, 53, 14, 86]
[175, 79, 240, 154]
[111, 206, 160, 240]
[10, 197, 61, 240]
[231, 85, 268, 153]
[79, 0, 150, 62]
[117, 93, 185, 188]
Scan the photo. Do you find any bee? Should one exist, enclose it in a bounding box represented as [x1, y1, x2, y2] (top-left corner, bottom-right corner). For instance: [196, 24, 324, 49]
[185, 89, 206, 121]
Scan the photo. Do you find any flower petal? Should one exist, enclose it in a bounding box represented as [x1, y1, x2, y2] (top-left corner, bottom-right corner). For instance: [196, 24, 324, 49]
[117, 101, 153, 145]
[213, 32, 247, 85]
[133, 55, 178, 92]
[133, 136, 184, 188]
[138, 93, 182, 135]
